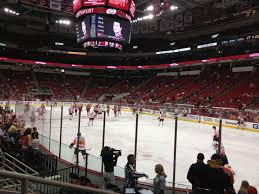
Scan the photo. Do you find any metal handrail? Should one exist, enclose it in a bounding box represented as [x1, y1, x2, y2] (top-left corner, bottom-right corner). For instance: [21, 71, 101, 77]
[2, 152, 39, 176]
[0, 170, 119, 194]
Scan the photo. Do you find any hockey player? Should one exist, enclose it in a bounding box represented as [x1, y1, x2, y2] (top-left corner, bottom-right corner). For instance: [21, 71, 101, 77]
[24, 102, 30, 113]
[158, 111, 165, 126]
[86, 103, 91, 116]
[113, 105, 118, 117]
[30, 107, 36, 123]
[237, 114, 245, 128]
[132, 105, 137, 115]
[74, 103, 78, 116]
[37, 106, 44, 120]
[69, 106, 74, 120]
[139, 105, 143, 114]
[118, 105, 122, 116]
[88, 111, 95, 126]
[94, 104, 99, 117]
[41, 103, 46, 112]
[213, 126, 219, 142]
[106, 104, 110, 116]
[69, 132, 87, 163]
[77, 102, 83, 113]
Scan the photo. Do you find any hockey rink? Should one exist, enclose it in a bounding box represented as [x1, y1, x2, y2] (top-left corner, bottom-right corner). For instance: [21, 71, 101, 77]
[29, 105, 259, 189]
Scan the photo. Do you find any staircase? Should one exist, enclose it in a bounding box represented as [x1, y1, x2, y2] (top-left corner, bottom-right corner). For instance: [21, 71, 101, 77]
[31, 70, 40, 88]
[131, 77, 154, 93]
[0, 150, 39, 192]
[61, 73, 72, 99]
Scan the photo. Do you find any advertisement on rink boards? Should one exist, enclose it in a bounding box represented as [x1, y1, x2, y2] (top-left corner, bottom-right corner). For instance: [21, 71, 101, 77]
[252, 123, 259, 129]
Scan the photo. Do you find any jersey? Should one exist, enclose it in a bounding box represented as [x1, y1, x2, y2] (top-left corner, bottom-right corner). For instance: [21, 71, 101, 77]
[72, 136, 86, 150]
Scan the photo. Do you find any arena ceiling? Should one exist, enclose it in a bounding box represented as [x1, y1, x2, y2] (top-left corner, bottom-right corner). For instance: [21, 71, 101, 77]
[0, 0, 214, 22]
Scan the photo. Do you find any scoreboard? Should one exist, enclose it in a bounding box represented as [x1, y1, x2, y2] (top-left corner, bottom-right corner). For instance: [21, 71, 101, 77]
[73, 0, 135, 18]
[107, 0, 129, 11]
[82, 0, 106, 6]
[73, 0, 134, 49]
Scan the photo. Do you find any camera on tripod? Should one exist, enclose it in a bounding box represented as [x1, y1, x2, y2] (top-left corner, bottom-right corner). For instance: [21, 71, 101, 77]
[100, 146, 121, 172]
[111, 148, 122, 157]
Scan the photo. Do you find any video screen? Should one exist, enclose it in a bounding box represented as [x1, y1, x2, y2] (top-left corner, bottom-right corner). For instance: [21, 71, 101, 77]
[76, 16, 90, 43]
[84, 41, 122, 50]
[108, 0, 129, 11]
[95, 14, 131, 43]
[82, 0, 106, 6]
[73, 0, 82, 13]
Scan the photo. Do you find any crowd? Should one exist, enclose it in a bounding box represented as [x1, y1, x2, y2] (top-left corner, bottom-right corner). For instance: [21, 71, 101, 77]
[0, 104, 39, 164]
[187, 153, 257, 194]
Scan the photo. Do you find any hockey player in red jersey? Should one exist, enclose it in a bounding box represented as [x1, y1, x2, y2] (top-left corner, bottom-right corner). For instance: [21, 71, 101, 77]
[77, 102, 83, 113]
[94, 104, 99, 116]
[86, 104, 91, 116]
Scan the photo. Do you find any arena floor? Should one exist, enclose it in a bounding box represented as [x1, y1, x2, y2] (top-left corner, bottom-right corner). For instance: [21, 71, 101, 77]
[20, 104, 259, 189]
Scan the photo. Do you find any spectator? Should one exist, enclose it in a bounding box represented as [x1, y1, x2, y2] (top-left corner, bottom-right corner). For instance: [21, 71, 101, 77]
[222, 164, 235, 194]
[248, 185, 257, 194]
[206, 154, 229, 194]
[31, 132, 39, 150]
[124, 154, 148, 192]
[32, 127, 38, 139]
[153, 164, 167, 194]
[187, 153, 208, 192]
[21, 128, 32, 162]
[238, 181, 249, 194]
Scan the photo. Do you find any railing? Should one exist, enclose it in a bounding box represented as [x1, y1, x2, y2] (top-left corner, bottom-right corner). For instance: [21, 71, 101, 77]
[0, 170, 118, 194]
[0, 151, 39, 192]
[0, 151, 38, 176]
[30, 150, 58, 176]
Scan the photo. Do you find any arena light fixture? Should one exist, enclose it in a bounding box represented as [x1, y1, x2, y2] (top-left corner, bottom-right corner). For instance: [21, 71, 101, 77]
[132, 14, 154, 23]
[170, 6, 178, 11]
[55, 42, 64, 46]
[55, 19, 71, 25]
[197, 42, 217, 49]
[146, 5, 154, 11]
[4, 7, 20, 15]
[212, 34, 219, 38]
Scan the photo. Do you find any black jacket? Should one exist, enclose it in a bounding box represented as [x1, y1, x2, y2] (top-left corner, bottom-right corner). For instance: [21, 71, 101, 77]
[187, 161, 208, 189]
[205, 160, 229, 194]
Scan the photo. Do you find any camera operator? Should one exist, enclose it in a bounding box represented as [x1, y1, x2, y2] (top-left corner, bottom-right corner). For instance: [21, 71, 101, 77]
[100, 146, 121, 189]
[124, 154, 148, 194]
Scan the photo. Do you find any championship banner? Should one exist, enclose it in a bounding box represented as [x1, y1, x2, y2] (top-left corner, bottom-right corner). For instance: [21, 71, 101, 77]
[163, 0, 171, 11]
[50, 0, 62, 10]
[153, 0, 160, 15]
[63, 0, 73, 13]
